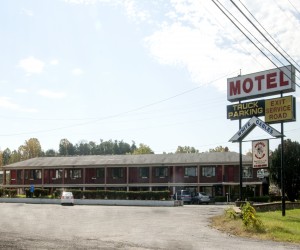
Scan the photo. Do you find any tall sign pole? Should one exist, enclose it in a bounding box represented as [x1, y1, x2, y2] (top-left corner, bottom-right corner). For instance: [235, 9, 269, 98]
[239, 102, 243, 201]
[280, 92, 286, 216]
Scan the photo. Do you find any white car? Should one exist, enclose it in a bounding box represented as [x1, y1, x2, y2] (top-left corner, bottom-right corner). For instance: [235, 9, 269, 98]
[61, 191, 74, 206]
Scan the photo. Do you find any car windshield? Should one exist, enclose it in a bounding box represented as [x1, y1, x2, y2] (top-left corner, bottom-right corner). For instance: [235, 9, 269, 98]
[200, 192, 207, 196]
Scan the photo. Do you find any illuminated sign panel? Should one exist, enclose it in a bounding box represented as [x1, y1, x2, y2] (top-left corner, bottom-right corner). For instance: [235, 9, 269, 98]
[227, 65, 295, 102]
[252, 140, 269, 168]
[265, 96, 296, 123]
[227, 100, 265, 120]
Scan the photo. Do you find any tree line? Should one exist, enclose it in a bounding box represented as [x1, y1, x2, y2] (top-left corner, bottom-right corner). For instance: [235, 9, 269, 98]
[0, 137, 230, 166]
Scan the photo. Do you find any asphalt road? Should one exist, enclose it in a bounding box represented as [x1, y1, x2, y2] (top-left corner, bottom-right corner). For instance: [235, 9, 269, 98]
[0, 203, 299, 250]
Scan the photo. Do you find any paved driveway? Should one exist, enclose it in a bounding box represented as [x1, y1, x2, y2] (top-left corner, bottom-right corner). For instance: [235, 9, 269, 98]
[0, 203, 298, 249]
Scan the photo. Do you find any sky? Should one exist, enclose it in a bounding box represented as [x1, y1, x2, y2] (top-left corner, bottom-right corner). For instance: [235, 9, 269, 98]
[0, 0, 299, 154]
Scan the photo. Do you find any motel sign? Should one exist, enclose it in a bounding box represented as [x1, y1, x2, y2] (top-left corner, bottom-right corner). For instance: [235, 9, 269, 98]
[227, 65, 295, 102]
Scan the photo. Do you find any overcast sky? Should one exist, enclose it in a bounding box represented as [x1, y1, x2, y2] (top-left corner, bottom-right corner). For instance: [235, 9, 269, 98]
[0, 0, 299, 154]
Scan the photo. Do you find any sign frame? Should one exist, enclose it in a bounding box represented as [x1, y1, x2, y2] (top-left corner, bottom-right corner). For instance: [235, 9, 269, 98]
[252, 139, 269, 168]
[265, 95, 296, 124]
[227, 65, 295, 102]
[229, 116, 282, 142]
[227, 100, 265, 120]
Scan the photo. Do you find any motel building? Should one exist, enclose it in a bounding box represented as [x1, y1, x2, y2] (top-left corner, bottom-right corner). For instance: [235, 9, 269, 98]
[1, 152, 265, 199]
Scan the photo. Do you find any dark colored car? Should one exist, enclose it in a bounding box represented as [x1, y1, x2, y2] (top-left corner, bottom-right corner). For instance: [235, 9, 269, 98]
[191, 192, 211, 204]
[173, 190, 192, 204]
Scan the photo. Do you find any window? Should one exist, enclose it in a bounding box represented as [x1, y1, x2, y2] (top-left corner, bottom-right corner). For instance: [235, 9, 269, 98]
[29, 170, 34, 180]
[139, 167, 149, 178]
[184, 166, 197, 177]
[55, 169, 63, 179]
[25, 170, 29, 180]
[35, 170, 42, 179]
[243, 166, 253, 178]
[17, 170, 22, 181]
[202, 166, 216, 177]
[155, 167, 168, 178]
[70, 169, 82, 179]
[112, 168, 123, 179]
[27, 170, 42, 180]
[96, 168, 105, 178]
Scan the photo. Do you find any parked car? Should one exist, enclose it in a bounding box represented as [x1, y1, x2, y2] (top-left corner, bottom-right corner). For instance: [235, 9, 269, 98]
[61, 191, 74, 206]
[191, 192, 210, 204]
[173, 190, 192, 204]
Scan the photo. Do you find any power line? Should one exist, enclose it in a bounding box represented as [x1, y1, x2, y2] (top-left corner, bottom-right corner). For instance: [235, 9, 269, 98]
[211, 1, 283, 72]
[231, 0, 300, 85]
[287, 0, 300, 16]
[211, 0, 300, 88]
[230, 0, 300, 87]
[0, 71, 237, 137]
[238, 0, 300, 71]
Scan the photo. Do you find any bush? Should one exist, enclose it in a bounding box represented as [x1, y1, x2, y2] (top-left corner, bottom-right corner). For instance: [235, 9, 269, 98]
[3, 189, 17, 198]
[66, 190, 171, 200]
[214, 196, 227, 202]
[241, 202, 264, 231]
[270, 195, 283, 202]
[248, 196, 270, 203]
[53, 189, 62, 198]
[67, 189, 82, 199]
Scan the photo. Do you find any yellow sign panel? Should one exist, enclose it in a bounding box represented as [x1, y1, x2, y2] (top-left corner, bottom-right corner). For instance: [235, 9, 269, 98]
[265, 96, 296, 123]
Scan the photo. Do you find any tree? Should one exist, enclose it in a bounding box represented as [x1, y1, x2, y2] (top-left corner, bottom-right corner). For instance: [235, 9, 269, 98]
[9, 150, 22, 163]
[75, 140, 92, 155]
[132, 143, 154, 154]
[59, 138, 75, 156]
[18, 138, 42, 160]
[2, 148, 11, 165]
[209, 146, 229, 152]
[270, 139, 300, 201]
[45, 149, 57, 157]
[175, 146, 199, 153]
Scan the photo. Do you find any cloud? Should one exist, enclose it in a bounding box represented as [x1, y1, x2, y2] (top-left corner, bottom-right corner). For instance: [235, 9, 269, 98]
[0, 97, 37, 113]
[64, 0, 106, 4]
[15, 88, 28, 93]
[143, 0, 300, 93]
[71, 68, 84, 76]
[38, 89, 66, 99]
[18, 56, 45, 75]
[21, 8, 34, 16]
[50, 59, 59, 65]
[122, 0, 150, 23]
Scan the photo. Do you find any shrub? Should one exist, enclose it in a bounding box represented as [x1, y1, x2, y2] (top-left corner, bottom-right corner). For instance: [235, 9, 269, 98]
[34, 189, 41, 198]
[248, 196, 270, 203]
[53, 189, 62, 198]
[270, 195, 283, 202]
[95, 190, 106, 199]
[241, 202, 264, 231]
[3, 189, 17, 198]
[67, 189, 82, 199]
[214, 196, 227, 202]
[225, 207, 240, 219]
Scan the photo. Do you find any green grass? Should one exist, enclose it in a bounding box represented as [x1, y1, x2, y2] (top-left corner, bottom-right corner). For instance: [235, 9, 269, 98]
[212, 208, 300, 244]
[257, 209, 300, 243]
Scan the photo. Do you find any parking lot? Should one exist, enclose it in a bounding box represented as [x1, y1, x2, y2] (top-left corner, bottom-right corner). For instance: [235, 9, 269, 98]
[0, 203, 298, 250]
